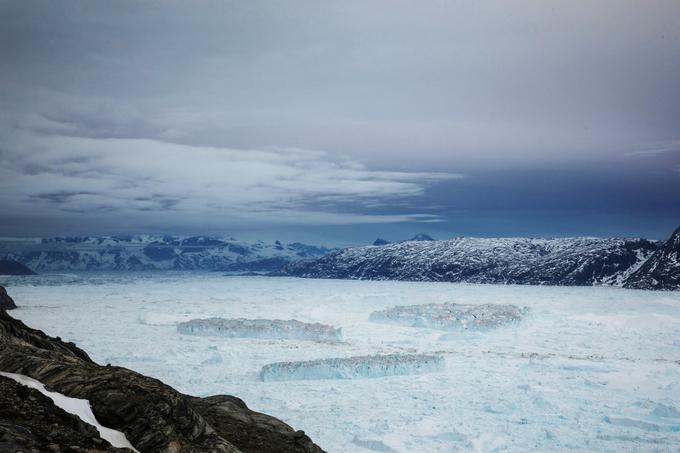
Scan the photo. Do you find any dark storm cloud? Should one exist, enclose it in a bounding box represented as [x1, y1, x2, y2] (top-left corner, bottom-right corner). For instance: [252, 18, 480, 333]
[0, 0, 679, 239]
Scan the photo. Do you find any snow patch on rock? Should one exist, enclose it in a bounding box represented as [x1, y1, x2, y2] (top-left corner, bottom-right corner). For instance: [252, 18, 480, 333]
[0, 371, 138, 451]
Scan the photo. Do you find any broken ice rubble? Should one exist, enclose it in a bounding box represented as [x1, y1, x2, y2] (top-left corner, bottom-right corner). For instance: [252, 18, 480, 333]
[369, 303, 527, 331]
[177, 317, 342, 342]
[259, 353, 445, 381]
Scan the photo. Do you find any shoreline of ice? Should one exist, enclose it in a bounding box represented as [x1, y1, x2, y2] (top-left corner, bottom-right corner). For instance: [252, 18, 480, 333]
[177, 317, 343, 342]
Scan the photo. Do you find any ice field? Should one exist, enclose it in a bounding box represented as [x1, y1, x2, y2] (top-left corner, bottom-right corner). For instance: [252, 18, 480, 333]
[3, 272, 680, 452]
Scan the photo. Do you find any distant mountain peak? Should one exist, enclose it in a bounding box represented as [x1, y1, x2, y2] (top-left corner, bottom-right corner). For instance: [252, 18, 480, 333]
[624, 224, 680, 290]
[372, 238, 390, 246]
[407, 233, 435, 242]
[0, 259, 36, 276]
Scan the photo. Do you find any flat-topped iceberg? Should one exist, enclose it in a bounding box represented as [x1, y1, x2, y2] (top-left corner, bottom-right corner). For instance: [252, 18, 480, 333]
[177, 317, 342, 342]
[369, 303, 527, 331]
[260, 353, 444, 381]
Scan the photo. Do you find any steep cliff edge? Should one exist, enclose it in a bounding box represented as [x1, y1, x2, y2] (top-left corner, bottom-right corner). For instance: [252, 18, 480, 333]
[0, 286, 17, 310]
[624, 225, 680, 290]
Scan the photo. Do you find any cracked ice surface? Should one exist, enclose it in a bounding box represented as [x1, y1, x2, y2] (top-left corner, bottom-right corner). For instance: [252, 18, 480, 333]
[260, 354, 444, 381]
[5, 273, 680, 452]
[369, 303, 528, 331]
[177, 318, 342, 342]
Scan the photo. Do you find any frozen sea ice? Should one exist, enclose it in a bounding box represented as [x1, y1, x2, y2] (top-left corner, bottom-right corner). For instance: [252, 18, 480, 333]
[177, 317, 342, 342]
[369, 302, 527, 331]
[260, 353, 445, 381]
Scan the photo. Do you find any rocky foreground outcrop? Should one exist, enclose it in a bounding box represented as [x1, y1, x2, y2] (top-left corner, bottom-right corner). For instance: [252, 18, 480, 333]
[0, 375, 128, 452]
[0, 286, 324, 453]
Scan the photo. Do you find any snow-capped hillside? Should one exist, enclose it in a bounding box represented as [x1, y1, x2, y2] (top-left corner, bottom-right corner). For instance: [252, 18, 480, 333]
[0, 236, 332, 272]
[284, 236, 661, 286]
[624, 225, 680, 290]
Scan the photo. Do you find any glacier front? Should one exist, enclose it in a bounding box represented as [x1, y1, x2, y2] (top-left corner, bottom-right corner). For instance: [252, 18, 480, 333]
[369, 302, 528, 331]
[177, 317, 342, 342]
[260, 354, 445, 381]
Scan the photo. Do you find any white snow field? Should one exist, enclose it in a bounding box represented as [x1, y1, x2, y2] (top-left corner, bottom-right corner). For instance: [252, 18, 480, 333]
[178, 317, 342, 342]
[260, 354, 445, 381]
[369, 303, 528, 331]
[0, 371, 138, 451]
[3, 272, 680, 452]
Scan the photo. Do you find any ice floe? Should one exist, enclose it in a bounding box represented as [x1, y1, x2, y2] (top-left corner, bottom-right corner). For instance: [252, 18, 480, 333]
[177, 317, 342, 342]
[369, 302, 528, 330]
[260, 353, 444, 381]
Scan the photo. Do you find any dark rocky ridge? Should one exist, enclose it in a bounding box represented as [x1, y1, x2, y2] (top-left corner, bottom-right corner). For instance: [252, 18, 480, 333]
[0, 259, 36, 275]
[0, 286, 17, 310]
[624, 225, 680, 290]
[285, 225, 680, 290]
[0, 286, 324, 453]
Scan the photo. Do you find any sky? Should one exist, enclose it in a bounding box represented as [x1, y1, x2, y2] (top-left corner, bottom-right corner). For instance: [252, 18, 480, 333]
[1, 0, 679, 245]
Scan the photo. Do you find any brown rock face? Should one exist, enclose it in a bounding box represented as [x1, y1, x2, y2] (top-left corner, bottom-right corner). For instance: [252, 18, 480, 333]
[0, 289, 325, 453]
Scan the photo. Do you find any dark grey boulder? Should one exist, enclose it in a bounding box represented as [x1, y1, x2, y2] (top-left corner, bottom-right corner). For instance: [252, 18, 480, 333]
[0, 286, 17, 311]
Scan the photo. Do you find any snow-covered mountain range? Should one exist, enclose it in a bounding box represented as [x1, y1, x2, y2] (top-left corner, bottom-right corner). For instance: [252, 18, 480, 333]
[283, 229, 680, 289]
[0, 235, 332, 272]
[3, 227, 678, 290]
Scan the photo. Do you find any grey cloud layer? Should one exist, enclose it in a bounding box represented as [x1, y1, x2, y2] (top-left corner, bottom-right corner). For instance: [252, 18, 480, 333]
[3, 0, 679, 165]
[1, 0, 679, 237]
[0, 126, 454, 230]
